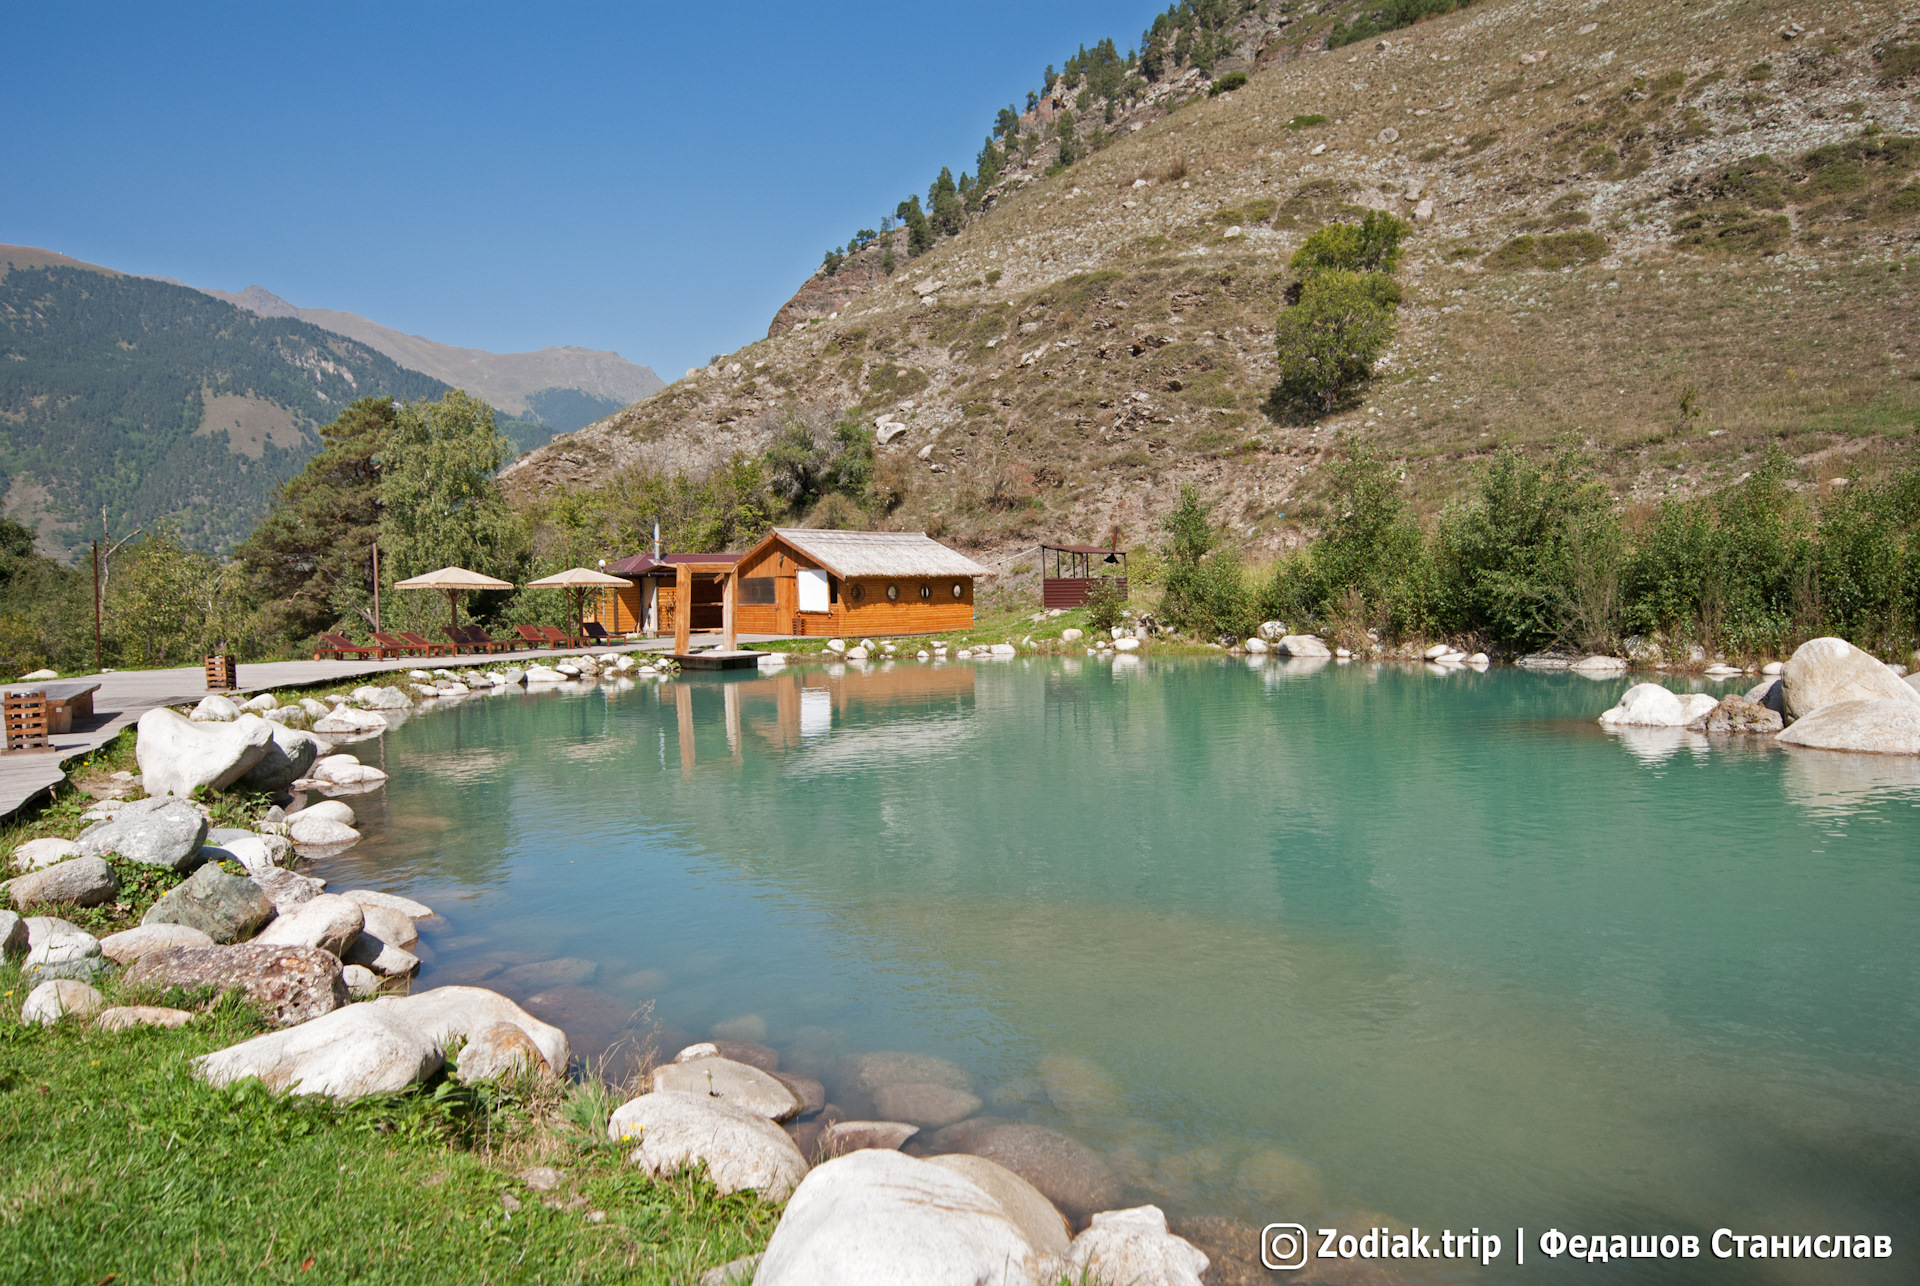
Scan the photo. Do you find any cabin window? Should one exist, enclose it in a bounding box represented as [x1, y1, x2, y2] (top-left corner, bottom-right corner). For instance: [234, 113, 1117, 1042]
[739, 576, 776, 605]
[952, 582, 964, 599]
[797, 568, 830, 612]
[886, 583, 899, 602]
[850, 582, 866, 602]
[919, 583, 931, 601]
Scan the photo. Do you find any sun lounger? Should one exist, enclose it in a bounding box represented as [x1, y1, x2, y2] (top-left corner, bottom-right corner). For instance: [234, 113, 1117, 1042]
[538, 624, 586, 647]
[315, 632, 382, 661]
[513, 625, 560, 649]
[452, 625, 511, 654]
[581, 622, 612, 642]
[371, 632, 432, 658]
[399, 631, 456, 657]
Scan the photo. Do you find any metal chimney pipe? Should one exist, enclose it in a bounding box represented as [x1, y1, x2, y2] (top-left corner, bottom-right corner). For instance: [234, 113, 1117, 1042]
[653, 521, 661, 562]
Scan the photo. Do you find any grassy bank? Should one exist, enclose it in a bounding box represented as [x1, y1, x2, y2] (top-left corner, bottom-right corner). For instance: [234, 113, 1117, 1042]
[0, 973, 776, 1283]
[0, 724, 777, 1284]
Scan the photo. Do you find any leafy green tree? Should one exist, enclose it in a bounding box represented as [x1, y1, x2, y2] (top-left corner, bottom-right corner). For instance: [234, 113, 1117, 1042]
[235, 396, 393, 641]
[1431, 447, 1618, 650]
[1083, 575, 1127, 634]
[1272, 272, 1398, 414]
[1262, 446, 1428, 638]
[994, 106, 1021, 139]
[377, 390, 524, 587]
[1290, 211, 1411, 276]
[1158, 484, 1253, 637]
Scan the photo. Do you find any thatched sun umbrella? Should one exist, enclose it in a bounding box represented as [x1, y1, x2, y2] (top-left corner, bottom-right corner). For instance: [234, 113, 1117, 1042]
[393, 566, 515, 632]
[525, 567, 630, 638]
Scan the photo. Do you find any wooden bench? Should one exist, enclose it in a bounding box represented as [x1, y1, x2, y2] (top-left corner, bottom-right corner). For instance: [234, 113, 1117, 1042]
[4, 682, 100, 735]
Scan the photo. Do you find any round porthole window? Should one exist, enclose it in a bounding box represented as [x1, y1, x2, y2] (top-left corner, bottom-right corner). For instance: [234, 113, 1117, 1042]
[919, 583, 932, 601]
[886, 583, 900, 602]
[850, 582, 865, 602]
[951, 582, 964, 599]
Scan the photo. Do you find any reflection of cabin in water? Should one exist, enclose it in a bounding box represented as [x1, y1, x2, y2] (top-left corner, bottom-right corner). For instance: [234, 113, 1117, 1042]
[597, 552, 744, 636]
[1040, 543, 1127, 609]
[668, 662, 978, 773]
[731, 528, 989, 637]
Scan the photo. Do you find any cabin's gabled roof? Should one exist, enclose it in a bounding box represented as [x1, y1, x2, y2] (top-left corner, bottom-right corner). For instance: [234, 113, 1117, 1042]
[604, 551, 743, 577]
[767, 528, 990, 579]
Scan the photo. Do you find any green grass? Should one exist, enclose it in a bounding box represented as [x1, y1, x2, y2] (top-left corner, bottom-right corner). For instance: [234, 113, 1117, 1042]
[0, 965, 777, 1284]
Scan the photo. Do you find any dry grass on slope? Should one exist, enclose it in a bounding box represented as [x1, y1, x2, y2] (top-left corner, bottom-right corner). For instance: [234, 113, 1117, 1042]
[508, 0, 1920, 563]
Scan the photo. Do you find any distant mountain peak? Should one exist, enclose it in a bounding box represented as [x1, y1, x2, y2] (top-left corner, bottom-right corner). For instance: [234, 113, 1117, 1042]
[226, 285, 298, 317]
[201, 286, 664, 417]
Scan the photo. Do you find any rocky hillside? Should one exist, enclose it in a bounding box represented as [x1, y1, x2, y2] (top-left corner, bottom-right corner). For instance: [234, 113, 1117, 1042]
[505, 0, 1920, 568]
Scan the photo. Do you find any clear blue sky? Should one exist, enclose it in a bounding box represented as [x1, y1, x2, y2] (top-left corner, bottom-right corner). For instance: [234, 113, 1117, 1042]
[1, 1, 1167, 380]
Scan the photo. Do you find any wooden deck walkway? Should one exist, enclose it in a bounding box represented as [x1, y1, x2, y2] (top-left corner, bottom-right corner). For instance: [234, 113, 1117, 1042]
[0, 638, 759, 822]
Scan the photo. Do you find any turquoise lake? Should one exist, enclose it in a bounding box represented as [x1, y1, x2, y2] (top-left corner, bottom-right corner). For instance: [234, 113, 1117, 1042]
[309, 657, 1920, 1282]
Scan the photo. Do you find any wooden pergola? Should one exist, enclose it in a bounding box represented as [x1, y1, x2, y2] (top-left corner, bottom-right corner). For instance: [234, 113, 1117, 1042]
[672, 560, 738, 657]
[1040, 543, 1128, 609]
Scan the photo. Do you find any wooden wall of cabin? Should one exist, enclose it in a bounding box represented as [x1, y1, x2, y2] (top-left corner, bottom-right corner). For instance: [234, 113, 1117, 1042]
[734, 538, 975, 636]
[585, 584, 648, 634]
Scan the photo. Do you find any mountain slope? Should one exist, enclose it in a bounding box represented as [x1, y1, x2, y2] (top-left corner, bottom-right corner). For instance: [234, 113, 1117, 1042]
[203, 285, 664, 434]
[0, 259, 449, 558]
[506, 0, 1920, 567]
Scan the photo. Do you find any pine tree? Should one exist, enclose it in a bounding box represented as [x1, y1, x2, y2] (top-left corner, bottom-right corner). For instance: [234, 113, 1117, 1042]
[897, 196, 933, 256]
[235, 395, 394, 639]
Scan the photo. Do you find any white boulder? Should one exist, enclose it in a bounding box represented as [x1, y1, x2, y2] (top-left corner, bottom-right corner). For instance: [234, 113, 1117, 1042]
[196, 1004, 444, 1102]
[190, 694, 241, 722]
[340, 889, 433, 920]
[1777, 699, 1920, 755]
[371, 986, 570, 1073]
[1062, 1206, 1210, 1286]
[1061, 628, 1083, 643]
[1570, 655, 1629, 674]
[608, 1092, 808, 1200]
[1598, 684, 1687, 728]
[12, 837, 77, 872]
[309, 754, 388, 786]
[1782, 637, 1920, 719]
[1277, 635, 1330, 658]
[21, 978, 105, 1026]
[311, 706, 387, 735]
[754, 1149, 1051, 1285]
[234, 721, 324, 793]
[98, 922, 214, 964]
[1113, 637, 1140, 653]
[1676, 692, 1721, 724]
[652, 1055, 804, 1120]
[287, 814, 360, 847]
[135, 707, 273, 798]
[926, 1154, 1072, 1255]
[1244, 636, 1269, 654]
[242, 693, 278, 712]
[253, 893, 364, 955]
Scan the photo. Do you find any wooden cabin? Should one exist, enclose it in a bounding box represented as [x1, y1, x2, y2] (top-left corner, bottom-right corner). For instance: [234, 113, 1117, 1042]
[731, 528, 989, 637]
[595, 552, 744, 636]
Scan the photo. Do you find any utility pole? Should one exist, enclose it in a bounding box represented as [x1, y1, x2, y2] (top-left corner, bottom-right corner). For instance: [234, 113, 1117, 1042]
[92, 539, 102, 673]
[372, 539, 381, 632]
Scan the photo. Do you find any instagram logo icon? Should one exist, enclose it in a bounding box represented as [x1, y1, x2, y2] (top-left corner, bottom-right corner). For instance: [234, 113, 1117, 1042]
[1261, 1223, 1310, 1270]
